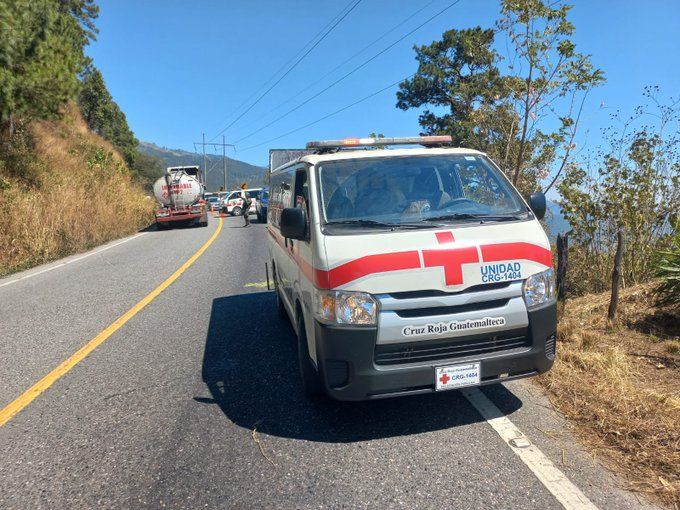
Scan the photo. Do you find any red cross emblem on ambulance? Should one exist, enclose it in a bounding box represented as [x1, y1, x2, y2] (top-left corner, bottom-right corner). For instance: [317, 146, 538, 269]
[422, 231, 479, 286]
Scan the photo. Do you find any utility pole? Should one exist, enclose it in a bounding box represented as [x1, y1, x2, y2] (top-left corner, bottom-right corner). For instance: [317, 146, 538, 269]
[223, 135, 227, 191]
[193, 137, 235, 192]
[202, 133, 207, 185]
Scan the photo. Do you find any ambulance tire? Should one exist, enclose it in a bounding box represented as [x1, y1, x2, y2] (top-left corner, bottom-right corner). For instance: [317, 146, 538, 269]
[232, 206, 242, 216]
[297, 314, 324, 397]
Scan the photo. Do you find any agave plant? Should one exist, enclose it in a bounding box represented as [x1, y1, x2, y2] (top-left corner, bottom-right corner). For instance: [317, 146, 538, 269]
[655, 228, 680, 308]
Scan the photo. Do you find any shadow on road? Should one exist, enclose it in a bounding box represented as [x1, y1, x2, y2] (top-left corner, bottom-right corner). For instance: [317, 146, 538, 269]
[201, 291, 523, 443]
[140, 220, 212, 233]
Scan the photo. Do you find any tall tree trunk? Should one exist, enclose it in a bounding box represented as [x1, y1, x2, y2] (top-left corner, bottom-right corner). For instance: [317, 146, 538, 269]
[556, 233, 568, 302]
[608, 226, 625, 321]
[502, 116, 516, 172]
[512, 64, 533, 185]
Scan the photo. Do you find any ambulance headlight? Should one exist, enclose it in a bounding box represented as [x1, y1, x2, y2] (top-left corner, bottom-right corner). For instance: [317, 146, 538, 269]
[314, 290, 377, 326]
[522, 268, 556, 309]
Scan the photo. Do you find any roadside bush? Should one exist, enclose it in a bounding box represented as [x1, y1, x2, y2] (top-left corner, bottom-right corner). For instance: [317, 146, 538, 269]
[0, 104, 154, 276]
[558, 89, 680, 296]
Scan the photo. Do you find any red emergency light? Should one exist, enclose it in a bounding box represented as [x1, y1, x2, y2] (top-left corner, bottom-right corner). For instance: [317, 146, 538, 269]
[306, 135, 453, 150]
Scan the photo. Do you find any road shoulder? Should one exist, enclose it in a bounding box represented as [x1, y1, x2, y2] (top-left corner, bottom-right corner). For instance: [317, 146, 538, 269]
[483, 380, 658, 509]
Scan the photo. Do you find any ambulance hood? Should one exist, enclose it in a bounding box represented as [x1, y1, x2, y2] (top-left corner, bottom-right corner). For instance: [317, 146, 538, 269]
[319, 219, 552, 294]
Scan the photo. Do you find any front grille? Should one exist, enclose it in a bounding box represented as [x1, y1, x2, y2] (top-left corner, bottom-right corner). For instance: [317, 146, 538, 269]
[388, 282, 512, 300]
[374, 333, 530, 366]
[395, 298, 509, 318]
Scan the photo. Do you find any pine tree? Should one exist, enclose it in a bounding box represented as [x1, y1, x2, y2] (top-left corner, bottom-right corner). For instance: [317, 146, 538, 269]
[78, 66, 139, 168]
[0, 0, 97, 134]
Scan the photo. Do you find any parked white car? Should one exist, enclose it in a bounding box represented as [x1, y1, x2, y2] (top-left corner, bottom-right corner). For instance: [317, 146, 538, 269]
[221, 188, 262, 216]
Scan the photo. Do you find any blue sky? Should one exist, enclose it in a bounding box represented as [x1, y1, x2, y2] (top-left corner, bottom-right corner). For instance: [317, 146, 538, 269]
[88, 0, 680, 169]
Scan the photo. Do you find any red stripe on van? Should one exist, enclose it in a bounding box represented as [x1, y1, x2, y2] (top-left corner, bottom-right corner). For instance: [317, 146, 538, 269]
[325, 251, 421, 289]
[435, 231, 455, 244]
[480, 242, 552, 267]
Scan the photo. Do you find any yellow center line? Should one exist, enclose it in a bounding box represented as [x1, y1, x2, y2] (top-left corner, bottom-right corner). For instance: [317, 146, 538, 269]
[0, 218, 223, 428]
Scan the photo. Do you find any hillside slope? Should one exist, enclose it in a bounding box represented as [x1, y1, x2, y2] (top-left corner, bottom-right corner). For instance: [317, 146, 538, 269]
[0, 104, 154, 276]
[139, 142, 266, 191]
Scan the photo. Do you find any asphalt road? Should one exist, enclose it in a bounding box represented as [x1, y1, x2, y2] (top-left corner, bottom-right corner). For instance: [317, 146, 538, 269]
[0, 215, 657, 509]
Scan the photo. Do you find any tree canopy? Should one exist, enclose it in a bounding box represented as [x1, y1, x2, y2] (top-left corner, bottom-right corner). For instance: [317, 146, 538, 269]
[397, 0, 605, 194]
[397, 27, 507, 150]
[0, 0, 98, 133]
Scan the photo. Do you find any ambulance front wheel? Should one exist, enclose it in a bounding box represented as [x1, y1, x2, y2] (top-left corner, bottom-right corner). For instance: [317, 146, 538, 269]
[297, 314, 324, 398]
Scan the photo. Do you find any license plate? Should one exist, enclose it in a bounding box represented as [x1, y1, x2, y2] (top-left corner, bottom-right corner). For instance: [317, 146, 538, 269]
[435, 362, 481, 391]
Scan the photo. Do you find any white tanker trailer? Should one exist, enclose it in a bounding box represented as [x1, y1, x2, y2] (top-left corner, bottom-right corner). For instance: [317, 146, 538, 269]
[153, 166, 208, 229]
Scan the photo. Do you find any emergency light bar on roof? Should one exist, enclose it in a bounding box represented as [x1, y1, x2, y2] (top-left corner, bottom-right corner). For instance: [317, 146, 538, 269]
[306, 135, 453, 150]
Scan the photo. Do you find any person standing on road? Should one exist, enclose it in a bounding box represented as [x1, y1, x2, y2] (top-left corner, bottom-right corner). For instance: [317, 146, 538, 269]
[242, 190, 252, 227]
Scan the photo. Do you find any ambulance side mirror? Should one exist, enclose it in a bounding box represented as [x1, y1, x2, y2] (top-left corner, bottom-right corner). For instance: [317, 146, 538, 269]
[281, 207, 306, 240]
[528, 192, 546, 220]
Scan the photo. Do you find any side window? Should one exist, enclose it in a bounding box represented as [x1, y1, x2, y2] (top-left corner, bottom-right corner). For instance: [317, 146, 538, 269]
[294, 167, 310, 236]
[269, 167, 295, 229]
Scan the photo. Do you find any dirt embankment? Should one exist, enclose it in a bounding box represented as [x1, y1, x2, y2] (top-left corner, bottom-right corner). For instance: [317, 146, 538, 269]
[538, 283, 679, 507]
[0, 104, 154, 276]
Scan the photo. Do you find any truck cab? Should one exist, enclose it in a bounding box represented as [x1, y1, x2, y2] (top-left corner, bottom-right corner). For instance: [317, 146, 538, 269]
[267, 136, 556, 401]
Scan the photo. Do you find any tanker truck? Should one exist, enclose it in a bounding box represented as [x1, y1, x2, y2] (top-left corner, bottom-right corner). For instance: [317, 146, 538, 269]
[153, 166, 208, 229]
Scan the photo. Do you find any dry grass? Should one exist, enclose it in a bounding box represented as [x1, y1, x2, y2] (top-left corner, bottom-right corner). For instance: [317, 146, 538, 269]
[538, 283, 680, 507]
[0, 104, 154, 276]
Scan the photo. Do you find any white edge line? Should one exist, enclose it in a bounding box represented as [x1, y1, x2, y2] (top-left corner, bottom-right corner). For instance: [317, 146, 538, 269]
[462, 387, 598, 510]
[0, 233, 146, 289]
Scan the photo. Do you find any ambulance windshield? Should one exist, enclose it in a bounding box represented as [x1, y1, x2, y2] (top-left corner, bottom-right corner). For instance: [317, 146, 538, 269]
[317, 154, 527, 226]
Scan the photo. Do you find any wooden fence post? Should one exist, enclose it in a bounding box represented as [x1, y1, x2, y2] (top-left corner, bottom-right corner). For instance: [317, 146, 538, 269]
[608, 226, 625, 321]
[556, 233, 568, 302]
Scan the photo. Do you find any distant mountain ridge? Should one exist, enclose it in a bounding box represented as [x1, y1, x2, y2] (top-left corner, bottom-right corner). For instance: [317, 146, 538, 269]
[545, 200, 570, 240]
[139, 141, 266, 192]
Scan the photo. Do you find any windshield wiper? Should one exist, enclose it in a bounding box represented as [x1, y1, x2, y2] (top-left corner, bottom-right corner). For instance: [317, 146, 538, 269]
[325, 219, 440, 230]
[424, 213, 527, 223]
[326, 219, 396, 227]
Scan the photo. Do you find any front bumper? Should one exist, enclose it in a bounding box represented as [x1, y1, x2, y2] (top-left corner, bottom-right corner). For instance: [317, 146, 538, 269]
[156, 213, 203, 223]
[314, 303, 556, 401]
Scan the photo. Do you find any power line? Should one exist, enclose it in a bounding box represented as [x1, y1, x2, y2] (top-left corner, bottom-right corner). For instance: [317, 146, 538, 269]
[194, 137, 235, 191]
[207, 0, 359, 136]
[211, 0, 362, 140]
[237, 73, 414, 153]
[232, 0, 462, 145]
[235, 0, 437, 135]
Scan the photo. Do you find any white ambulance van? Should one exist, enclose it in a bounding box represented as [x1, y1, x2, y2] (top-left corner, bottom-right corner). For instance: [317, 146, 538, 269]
[268, 136, 556, 400]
